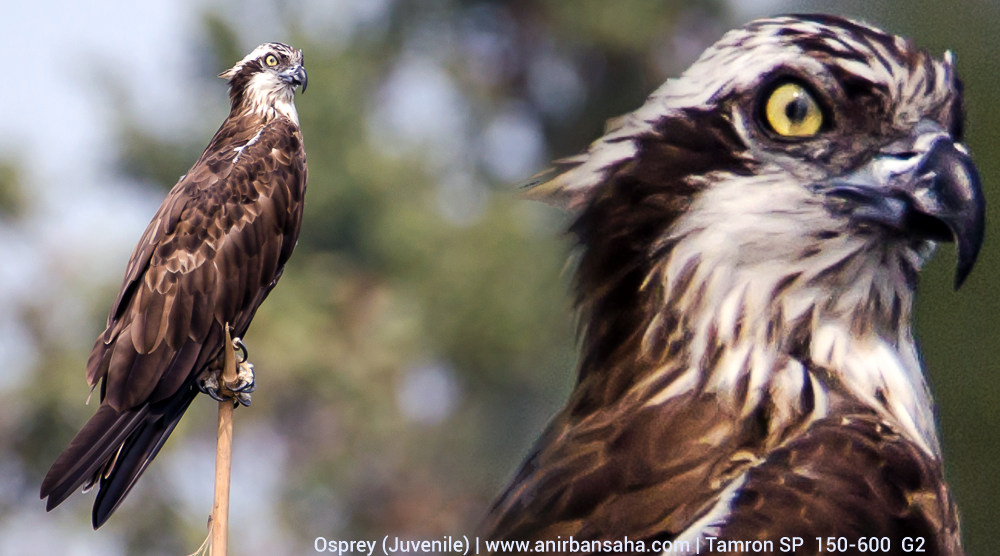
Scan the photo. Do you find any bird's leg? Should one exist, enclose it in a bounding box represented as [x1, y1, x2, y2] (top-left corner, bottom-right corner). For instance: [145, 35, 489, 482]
[228, 337, 256, 407]
[197, 336, 256, 407]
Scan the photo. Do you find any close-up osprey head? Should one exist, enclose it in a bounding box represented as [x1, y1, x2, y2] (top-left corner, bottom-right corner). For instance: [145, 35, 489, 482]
[525, 15, 984, 450]
[219, 42, 307, 123]
[533, 14, 983, 289]
[485, 14, 983, 552]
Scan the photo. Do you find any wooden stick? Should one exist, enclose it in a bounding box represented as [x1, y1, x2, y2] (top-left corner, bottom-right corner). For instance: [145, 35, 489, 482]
[210, 325, 238, 556]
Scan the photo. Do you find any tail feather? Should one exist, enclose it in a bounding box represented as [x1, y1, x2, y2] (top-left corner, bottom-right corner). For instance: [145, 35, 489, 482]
[40, 403, 149, 510]
[92, 386, 198, 528]
[40, 384, 199, 528]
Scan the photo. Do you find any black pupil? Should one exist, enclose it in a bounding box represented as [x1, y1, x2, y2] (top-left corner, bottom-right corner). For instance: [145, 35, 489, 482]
[785, 95, 810, 123]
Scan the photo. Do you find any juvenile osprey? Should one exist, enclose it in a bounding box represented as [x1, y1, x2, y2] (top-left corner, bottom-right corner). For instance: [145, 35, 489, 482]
[40, 43, 308, 528]
[482, 15, 982, 555]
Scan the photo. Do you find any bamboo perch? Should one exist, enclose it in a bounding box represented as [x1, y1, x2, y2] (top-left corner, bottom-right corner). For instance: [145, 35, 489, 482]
[210, 325, 239, 556]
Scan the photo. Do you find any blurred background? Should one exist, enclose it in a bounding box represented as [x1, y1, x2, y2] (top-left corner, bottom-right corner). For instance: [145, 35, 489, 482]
[1, 0, 997, 554]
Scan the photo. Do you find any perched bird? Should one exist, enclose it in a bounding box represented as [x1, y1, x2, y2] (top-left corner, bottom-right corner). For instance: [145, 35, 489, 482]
[481, 15, 982, 555]
[40, 43, 308, 528]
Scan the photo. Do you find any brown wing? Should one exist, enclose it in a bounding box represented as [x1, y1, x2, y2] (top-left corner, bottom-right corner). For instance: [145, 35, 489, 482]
[41, 117, 307, 527]
[719, 414, 963, 556]
[481, 406, 962, 556]
[88, 118, 306, 410]
[480, 390, 764, 543]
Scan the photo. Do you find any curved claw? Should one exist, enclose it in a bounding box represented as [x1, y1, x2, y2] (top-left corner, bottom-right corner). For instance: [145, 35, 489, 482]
[200, 340, 255, 405]
[230, 378, 256, 393]
[235, 392, 252, 407]
[233, 337, 248, 364]
[226, 360, 256, 394]
[199, 380, 228, 403]
[209, 391, 228, 403]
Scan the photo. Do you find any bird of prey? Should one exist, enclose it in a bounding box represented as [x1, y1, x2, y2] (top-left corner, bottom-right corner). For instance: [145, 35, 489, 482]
[481, 15, 982, 555]
[40, 42, 308, 528]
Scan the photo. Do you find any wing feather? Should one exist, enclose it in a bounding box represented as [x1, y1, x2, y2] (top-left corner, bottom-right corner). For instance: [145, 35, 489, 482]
[483, 408, 962, 553]
[44, 115, 307, 527]
[148, 337, 202, 402]
[482, 393, 754, 543]
[134, 284, 167, 354]
[96, 118, 303, 412]
[166, 285, 193, 350]
[719, 415, 962, 554]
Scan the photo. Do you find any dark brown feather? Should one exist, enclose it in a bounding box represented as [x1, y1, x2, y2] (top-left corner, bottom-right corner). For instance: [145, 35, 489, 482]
[719, 415, 962, 555]
[41, 65, 307, 526]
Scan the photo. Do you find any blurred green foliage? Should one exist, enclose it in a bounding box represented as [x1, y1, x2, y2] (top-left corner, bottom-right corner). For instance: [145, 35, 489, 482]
[6, 1, 999, 555]
[0, 162, 25, 219]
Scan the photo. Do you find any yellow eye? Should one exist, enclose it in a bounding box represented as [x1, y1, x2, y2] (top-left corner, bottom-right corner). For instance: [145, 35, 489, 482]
[265, 54, 278, 67]
[763, 82, 824, 137]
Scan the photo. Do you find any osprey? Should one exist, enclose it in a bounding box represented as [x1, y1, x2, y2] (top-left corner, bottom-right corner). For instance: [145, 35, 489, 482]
[40, 42, 308, 528]
[482, 15, 982, 555]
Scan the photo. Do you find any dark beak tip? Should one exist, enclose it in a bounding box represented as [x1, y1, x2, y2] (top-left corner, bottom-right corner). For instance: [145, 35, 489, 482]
[954, 255, 976, 289]
[950, 164, 986, 291]
[954, 269, 970, 290]
[821, 130, 985, 291]
[952, 219, 984, 290]
[914, 139, 986, 291]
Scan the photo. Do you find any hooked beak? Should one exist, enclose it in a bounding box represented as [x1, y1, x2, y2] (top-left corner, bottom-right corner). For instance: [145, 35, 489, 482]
[279, 64, 308, 93]
[815, 121, 985, 289]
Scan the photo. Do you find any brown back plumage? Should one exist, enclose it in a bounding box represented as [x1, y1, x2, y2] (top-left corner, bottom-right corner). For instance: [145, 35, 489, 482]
[41, 42, 307, 528]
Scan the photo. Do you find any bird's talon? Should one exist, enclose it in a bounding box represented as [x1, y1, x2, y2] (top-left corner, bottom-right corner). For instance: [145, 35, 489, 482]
[229, 379, 256, 393]
[235, 392, 252, 407]
[200, 379, 227, 403]
[197, 369, 225, 401]
[232, 337, 248, 364]
[197, 358, 255, 402]
[227, 360, 256, 393]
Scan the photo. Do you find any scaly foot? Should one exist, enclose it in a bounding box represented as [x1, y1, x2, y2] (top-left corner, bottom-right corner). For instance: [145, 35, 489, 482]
[197, 337, 256, 407]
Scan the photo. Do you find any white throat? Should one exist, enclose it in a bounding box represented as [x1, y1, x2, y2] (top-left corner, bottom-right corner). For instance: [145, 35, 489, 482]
[242, 72, 299, 125]
[643, 171, 941, 457]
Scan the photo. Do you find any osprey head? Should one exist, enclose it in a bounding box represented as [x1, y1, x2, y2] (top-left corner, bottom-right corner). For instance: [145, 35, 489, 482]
[220, 42, 307, 123]
[527, 15, 984, 455]
[530, 14, 984, 298]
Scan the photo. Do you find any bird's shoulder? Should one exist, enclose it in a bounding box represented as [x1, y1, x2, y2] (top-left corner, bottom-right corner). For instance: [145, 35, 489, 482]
[482, 406, 961, 556]
[89, 115, 307, 404]
[481, 391, 757, 544]
[719, 414, 963, 555]
[113, 116, 306, 303]
[96, 115, 305, 360]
